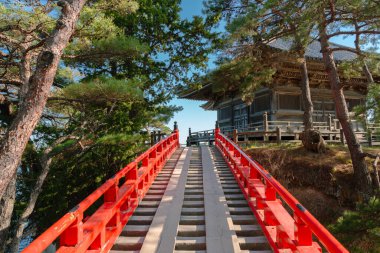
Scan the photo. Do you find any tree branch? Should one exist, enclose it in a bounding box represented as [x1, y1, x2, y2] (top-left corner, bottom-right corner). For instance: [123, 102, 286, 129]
[328, 30, 380, 38]
[0, 79, 23, 86]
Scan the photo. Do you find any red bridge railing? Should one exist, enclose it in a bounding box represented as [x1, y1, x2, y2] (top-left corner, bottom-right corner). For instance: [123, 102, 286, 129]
[215, 127, 348, 253]
[23, 127, 179, 253]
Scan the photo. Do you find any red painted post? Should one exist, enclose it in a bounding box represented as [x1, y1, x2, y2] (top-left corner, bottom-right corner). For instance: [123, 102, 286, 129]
[142, 156, 149, 168]
[128, 163, 138, 181]
[104, 181, 118, 202]
[60, 214, 83, 247]
[215, 121, 220, 143]
[265, 184, 276, 201]
[294, 214, 313, 246]
[90, 229, 105, 249]
[249, 164, 258, 179]
[150, 149, 157, 159]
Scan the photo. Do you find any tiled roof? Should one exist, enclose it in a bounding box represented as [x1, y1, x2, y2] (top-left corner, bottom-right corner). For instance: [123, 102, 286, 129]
[268, 39, 357, 61]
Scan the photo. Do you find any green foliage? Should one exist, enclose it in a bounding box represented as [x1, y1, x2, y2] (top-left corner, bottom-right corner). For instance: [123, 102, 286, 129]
[96, 133, 143, 146]
[100, 0, 217, 98]
[329, 197, 380, 252]
[354, 83, 380, 124]
[56, 77, 144, 105]
[54, 67, 76, 88]
[0, 2, 54, 33]
[30, 74, 180, 234]
[196, 57, 275, 104]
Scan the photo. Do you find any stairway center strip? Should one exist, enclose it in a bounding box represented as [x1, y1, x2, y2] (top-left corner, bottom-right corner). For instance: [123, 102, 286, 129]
[201, 146, 241, 253]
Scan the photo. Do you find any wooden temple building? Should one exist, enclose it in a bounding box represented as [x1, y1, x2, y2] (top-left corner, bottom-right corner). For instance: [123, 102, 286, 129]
[181, 39, 379, 142]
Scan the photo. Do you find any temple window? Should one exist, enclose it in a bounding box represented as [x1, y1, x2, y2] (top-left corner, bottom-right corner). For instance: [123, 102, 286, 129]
[252, 93, 271, 113]
[278, 94, 301, 110]
[219, 106, 232, 120]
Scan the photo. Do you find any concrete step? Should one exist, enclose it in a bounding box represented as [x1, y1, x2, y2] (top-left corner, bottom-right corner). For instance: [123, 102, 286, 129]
[231, 215, 257, 225]
[174, 251, 206, 253]
[146, 189, 166, 195]
[175, 236, 206, 251]
[234, 225, 264, 237]
[177, 224, 206, 237]
[142, 196, 162, 201]
[238, 236, 271, 251]
[121, 225, 150, 236]
[179, 215, 205, 225]
[229, 207, 252, 216]
[138, 200, 161, 207]
[133, 207, 157, 216]
[227, 200, 248, 207]
[184, 190, 203, 195]
[225, 194, 246, 200]
[223, 188, 242, 194]
[181, 207, 205, 216]
[112, 236, 145, 251]
[184, 196, 204, 201]
[127, 215, 154, 225]
[182, 201, 204, 208]
[185, 186, 203, 190]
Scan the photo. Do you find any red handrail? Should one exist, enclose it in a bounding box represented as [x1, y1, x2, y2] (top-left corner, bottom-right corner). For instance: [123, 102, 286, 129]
[23, 128, 179, 253]
[215, 128, 348, 253]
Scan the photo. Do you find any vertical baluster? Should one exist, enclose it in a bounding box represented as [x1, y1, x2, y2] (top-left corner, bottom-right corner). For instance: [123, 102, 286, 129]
[294, 213, 313, 246]
[60, 212, 83, 247]
[249, 164, 258, 179]
[263, 183, 277, 226]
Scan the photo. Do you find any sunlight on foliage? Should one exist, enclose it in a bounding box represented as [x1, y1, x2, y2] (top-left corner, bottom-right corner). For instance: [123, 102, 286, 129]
[329, 197, 380, 253]
[56, 77, 144, 106]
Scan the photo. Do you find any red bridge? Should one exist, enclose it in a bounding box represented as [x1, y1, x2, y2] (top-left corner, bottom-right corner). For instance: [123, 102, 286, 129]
[23, 123, 348, 253]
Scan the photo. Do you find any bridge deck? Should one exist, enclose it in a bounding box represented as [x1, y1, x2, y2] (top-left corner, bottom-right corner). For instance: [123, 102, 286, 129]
[111, 146, 272, 253]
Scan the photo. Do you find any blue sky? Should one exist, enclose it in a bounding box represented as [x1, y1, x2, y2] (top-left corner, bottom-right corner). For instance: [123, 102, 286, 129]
[169, 0, 368, 144]
[169, 0, 216, 144]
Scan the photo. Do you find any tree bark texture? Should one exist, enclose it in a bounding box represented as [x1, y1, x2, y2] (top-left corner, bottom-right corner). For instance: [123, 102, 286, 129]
[0, 173, 16, 252]
[319, 26, 373, 200]
[0, 0, 87, 201]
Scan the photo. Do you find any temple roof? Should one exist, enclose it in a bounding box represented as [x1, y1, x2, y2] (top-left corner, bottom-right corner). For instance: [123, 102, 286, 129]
[180, 39, 373, 105]
[268, 39, 357, 61]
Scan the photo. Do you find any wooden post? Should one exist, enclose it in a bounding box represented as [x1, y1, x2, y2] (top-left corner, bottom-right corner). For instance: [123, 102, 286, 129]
[276, 127, 281, 144]
[158, 130, 162, 141]
[263, 111, 268, 131]
[233, 129, 238, 143]
[328, 114, 332, 130]
[152, 131, 157, 145]
[327, 114, 332, 140]
[150, 131, 154, 146]
[263, 112, 269, 141]
[340, 129, 345, 145]
[368, 130, 373, 147]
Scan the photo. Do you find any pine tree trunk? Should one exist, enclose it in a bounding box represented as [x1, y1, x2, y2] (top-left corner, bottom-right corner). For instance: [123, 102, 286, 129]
[296, 52, 325, 153]
[9, 155, 52, 253]
[0, 173, 16, 252]
[298, 56, 314, 131]
[362, 62, 374, 84]
[0, 0, 87, 201]
[319, 26, 373, 200]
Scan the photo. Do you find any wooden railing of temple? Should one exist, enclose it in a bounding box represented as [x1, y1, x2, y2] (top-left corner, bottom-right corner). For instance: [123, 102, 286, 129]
[215, 126, 349, 253]
[218, 112, 380, 145]
[22, 124, 179, 253]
